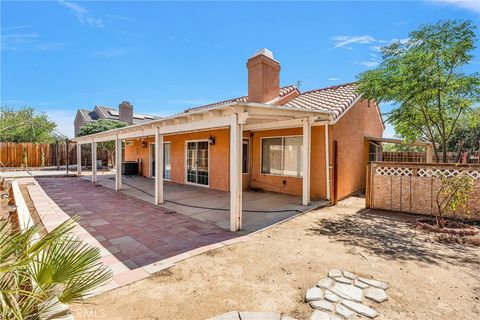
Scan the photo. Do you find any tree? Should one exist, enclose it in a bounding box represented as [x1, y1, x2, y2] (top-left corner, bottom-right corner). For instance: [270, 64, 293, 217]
[78, 119, 128, 166]
[357, 20, 480, 163]
[0, 107, 59, 143]
[0, 218, 111, 319]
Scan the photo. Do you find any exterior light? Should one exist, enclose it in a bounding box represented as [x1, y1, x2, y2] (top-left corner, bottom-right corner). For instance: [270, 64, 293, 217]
[208, 135, 216, 145]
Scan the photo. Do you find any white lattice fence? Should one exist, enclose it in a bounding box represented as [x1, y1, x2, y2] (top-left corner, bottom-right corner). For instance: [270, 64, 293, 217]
[368, 163, 480, 218]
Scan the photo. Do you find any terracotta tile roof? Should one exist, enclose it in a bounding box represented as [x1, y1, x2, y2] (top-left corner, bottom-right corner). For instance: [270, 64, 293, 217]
[184, 85, 298, 113]
[284, 83, 360, 119]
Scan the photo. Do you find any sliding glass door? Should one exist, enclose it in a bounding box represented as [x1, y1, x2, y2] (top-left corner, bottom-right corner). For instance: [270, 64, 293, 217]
[186, 141, 209, 186]
[150, 142, 171, 179]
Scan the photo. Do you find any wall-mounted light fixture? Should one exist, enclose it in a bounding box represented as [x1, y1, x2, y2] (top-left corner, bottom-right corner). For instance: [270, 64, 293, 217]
[208, 135, 216, 145]
[141, 139, 147, 148]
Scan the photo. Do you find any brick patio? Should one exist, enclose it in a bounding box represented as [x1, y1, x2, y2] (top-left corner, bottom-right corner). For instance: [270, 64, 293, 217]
[36, 177, 238, 269]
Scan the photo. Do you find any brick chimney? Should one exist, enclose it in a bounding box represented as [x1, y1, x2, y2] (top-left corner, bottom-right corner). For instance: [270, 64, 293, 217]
[247, 48, 280, 103]
[119, 101, 133, 125]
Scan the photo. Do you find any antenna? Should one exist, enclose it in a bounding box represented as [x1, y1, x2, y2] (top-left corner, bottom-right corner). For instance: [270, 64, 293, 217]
[295, 80, 303, 90]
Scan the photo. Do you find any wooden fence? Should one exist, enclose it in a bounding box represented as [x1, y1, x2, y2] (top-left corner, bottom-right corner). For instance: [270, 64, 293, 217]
[366, 162, 480, 219]
[382, 151, 479, 164]
[0, 142, 110, 168]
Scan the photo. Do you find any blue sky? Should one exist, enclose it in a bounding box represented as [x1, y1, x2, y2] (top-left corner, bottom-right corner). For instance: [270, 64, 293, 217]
[1, 0, 479, 138]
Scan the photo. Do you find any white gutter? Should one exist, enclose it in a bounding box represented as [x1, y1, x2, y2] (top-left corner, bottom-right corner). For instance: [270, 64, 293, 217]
[71, 102, 333, 143]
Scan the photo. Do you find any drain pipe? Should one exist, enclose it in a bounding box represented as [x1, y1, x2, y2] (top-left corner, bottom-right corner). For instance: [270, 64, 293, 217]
[325, 123, 330, 201]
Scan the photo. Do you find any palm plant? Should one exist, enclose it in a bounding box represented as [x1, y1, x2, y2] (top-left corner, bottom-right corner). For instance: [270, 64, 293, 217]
[0, 217, 112, 319]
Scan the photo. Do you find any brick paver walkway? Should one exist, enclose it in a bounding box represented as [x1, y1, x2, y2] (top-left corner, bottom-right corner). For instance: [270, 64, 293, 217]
[36, 177, 238, 269]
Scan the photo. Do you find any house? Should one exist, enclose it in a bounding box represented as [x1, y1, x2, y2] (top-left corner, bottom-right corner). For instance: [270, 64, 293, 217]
[74, 103, 161, 137]
[72, 48, 384, 231]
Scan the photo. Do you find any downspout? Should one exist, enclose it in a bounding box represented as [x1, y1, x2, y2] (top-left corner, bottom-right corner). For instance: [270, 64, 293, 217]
[325, 123, 330, 201]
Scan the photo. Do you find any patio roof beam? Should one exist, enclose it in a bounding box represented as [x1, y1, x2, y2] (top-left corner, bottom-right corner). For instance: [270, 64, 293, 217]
[230, 113, 244, 232]
[115, 135, 122, 191]
[91, 141, 97, 183]
[302, 118, 313, 205]
[76, 143, 81, 177]
[155, 128, 164, 205]
[244, 118, 306, 131]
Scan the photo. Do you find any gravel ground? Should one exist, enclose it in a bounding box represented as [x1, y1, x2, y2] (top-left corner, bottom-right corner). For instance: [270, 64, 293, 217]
[71, 196, 480, 320]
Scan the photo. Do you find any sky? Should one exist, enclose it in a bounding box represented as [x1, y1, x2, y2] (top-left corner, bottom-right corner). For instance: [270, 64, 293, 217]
[1, 0, 479, 138]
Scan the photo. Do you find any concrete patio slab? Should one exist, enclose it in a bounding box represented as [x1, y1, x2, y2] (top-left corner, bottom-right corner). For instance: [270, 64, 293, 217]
[90, 173, 328, 233]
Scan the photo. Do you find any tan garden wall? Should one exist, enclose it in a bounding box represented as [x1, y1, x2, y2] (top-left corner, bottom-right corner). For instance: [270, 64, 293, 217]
[367, 162, 480, 219]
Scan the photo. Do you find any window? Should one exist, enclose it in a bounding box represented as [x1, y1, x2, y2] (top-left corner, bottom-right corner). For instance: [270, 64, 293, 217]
[242, 139, 249, 174]
[261, 136, 303, 177]
[164, 143, 171, 179]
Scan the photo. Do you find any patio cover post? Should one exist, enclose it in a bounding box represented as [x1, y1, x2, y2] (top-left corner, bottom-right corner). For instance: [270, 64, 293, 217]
[302, 119, 311, 205]
[230, 113, 243, 231]
[115, 136, 122, 191]
[91, 141, 97, 183]
[76, 143, 82, 176]
[155, 128, 164, 205]
[325, 124, 330, 201]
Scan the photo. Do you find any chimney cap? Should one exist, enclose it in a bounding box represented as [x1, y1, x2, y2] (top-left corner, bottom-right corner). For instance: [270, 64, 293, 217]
[250, 48, 277, 61]
[119, 101, 132, 107]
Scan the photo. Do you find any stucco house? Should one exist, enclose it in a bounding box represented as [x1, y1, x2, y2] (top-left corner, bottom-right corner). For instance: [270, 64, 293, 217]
[74, 103, 160, 137]
[72, 48, 384, 231]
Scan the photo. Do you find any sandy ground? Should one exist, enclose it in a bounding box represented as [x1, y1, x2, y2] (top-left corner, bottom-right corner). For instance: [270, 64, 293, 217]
[71, 197, 479, 320]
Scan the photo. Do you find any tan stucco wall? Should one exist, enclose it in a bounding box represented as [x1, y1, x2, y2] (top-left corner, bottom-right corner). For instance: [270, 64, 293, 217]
[332, 100, 384, 200]
[124, 129, 230, 192]
[123, 100, 382, 200]
[248, 127, 328, 200]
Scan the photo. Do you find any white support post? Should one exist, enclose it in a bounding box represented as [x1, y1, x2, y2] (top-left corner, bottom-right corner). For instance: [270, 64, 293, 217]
[115, 136, 122, 191]
[76, 143, 81, 176]
[91, 141, 97, 183]
[302, 119, 311, 205]
[229, 113, 243, 232]
[155, 128, 164, 205]
[325, 124, 331, 201]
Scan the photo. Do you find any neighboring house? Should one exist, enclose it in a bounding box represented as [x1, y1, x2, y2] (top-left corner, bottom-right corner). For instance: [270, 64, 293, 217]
[72, 48, 384, 231]
[74, 103, 160, 137]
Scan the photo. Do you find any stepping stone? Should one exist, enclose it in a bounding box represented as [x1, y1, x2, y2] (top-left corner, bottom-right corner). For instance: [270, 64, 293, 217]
[305, 287, 323, 302]
[329, 283, 363, 302]
[354, 279, 369, 289]
[340, 300, 379, 319]
[309, 300, 334, 312]
[365, 287, 388, 303]
[335, 276, 353, 284]
[328, 269, 342, 278]
[208, 311, 240, 320]
[239, 312, 281, 320]
[317, 278, 334, 289]
[310, 310, 342, 320]
[336, 304, 355, 319]
[324, 291, 340, 303]
[358, 277, 389, 290]
[343, 271, 356, 280]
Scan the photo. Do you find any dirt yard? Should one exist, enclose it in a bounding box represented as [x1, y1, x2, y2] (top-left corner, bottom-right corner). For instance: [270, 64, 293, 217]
[71, 197, 480, 320]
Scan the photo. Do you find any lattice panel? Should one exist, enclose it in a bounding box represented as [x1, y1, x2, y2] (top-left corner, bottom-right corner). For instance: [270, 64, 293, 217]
[375, 167, 413, 177]
[416, 168, 480, 180]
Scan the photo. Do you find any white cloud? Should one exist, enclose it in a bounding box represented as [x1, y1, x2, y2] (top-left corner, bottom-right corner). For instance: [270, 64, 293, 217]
[107, 14, 134, 22]
[93, 48, 124, 57]
[58, 0, 104, 28]
[331, 35, 383, 50]
[1, 32, 39, 50]
[428, 0, 480, 13]
[2, 25, 31, 32]
[37, 42, 66, 51]
[360, 61, 380, 68]
[328, 77, 340, 81]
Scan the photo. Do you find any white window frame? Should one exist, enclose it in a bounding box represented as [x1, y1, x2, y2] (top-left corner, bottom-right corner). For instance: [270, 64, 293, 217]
[149, 141, 172, 181]
[242, 138, 250, 174]
[184, 139, 210, 188]
[260, 135, 303, 178]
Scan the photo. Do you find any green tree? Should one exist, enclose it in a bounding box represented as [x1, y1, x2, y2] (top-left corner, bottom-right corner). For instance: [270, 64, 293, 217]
[357, 20, 480, 162]
[0, 107, 59, 143]
[78, 119, 128, 166]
